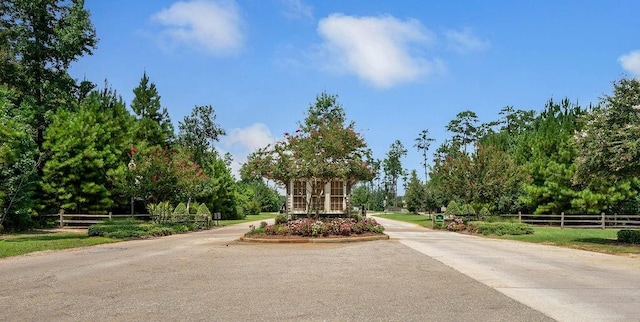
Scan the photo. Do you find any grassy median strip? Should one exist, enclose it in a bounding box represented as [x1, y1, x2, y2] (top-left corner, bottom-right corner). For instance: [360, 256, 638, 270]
[374, 213, 640, 256]
[0, 233, 120, 259]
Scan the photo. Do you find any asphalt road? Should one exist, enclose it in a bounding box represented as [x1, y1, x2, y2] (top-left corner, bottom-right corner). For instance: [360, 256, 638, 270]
[0, 220, 554, 322]
[373, 216, 640, 322]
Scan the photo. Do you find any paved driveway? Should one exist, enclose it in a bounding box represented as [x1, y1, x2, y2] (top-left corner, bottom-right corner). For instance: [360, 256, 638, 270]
[373, 216, 640, 321]
[0, 220, 552, 321]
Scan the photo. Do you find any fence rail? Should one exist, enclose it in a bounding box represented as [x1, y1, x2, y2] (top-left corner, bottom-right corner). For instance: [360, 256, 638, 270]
[44, 213, 152, 228]
[503, 212, 640, 229]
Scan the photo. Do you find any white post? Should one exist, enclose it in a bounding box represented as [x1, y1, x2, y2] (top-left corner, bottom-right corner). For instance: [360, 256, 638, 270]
[561, 212, 565, 229]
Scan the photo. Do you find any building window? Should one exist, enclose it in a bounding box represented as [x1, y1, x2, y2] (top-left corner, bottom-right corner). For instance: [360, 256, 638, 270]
[311, 182, 325, 211]
[330, 180, 344, 211]
[293, 180, 306, 211]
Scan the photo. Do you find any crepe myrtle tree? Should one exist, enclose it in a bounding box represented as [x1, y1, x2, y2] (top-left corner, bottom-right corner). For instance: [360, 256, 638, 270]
[242, 92, 375, 216]
[574, 78, 640, 183]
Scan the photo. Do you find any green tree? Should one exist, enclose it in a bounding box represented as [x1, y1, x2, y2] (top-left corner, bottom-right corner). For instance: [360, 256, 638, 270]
[131, 72, 174, 147]
[0, 85, 39, 230]
[517, 99, 588, 214]
[235, 183, 261, 217]
[383, 140, 407, 208]
[208, 154, 239, 219]
[41, 86, 134, 214]
[446, 110, 479, 153]
[177, 104, 226, 171]
[414, 129, 435, 181]
[574, 78, 640, 183]
[173, 148, 209, 214]
[0, 0, 97, 146]
[243, 92, 374, 216]
[404, 170, 425, 214]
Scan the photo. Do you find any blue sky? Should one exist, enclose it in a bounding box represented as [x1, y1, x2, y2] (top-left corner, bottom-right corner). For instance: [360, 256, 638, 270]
[70, 0, 640, 182]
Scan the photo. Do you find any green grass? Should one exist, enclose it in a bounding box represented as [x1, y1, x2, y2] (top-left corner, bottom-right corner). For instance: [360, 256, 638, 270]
[218, 212, 278, 226]
[496, 227, 640, 256]
[374, 214, 640, 256]
[0, 213, 280, 258]
[374, 212, 433, 228]
[0, 232, 120, 258]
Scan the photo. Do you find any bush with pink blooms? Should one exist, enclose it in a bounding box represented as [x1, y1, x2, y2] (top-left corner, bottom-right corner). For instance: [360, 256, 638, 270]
[246, 217, 385, 238]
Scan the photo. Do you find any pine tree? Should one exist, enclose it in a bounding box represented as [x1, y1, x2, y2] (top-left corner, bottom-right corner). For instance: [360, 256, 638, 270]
[131, 72, 174, 147]
[404, 170, 425, 214]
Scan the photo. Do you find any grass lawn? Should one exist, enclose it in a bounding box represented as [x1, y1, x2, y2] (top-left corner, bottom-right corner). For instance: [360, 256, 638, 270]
[374, 212, 434, 228]
[496, 227, 640, 256]
[375, 213, 640, 256]
[0, 213, 280, 258]
[0, 232, 120, 258]
[217, 213, 278, 226]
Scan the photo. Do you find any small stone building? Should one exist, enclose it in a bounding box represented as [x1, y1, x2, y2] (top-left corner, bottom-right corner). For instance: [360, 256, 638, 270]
[285, 179, 350, 217]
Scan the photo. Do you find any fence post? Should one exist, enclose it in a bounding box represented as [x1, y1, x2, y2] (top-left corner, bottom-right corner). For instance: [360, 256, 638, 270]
[560, 212, 564, 229]
[614, 213, 617, 226]
[59, 212, 64, 228]
[601, 212, 605, 229]
[518, 211, 522, 223]
[109, 212, 112, 219]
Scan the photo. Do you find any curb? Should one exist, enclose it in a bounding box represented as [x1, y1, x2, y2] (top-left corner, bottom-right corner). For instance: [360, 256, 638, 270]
[238, 234, 390, 244]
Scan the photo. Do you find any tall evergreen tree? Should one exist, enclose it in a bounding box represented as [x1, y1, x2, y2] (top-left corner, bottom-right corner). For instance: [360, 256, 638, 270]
[446, 110, 479, 153]
[383, 140, 407, 208]
[41, 89, 133, 214]
[0, 0, 97, 146]
[414, 129, 435, 181]
[131, 72, 174, 147]
[404, 170, 425, 214]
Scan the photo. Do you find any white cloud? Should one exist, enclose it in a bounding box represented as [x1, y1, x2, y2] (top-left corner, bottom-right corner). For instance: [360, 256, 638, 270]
[218, 123, 276, 178]
[151, 0, 245, 56]
[444, 28, 490, 53]
[619, 50, 640, 76]
[280, 0, 313, 20]
[317, 14, 440, 89]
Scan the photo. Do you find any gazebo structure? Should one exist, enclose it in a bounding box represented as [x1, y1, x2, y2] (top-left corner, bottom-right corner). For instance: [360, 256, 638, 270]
[285, 179, 350, 217]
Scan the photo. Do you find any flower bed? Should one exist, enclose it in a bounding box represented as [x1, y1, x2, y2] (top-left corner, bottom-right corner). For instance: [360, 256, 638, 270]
[245, 217, 385, 238]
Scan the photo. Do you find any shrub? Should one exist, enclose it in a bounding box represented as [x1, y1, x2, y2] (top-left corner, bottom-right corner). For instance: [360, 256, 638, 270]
[445, 200, 461, 216]
[250, 217, 385, 237]
[88, 218, 205, 239]
[173, 202, 187, 215]
[617, 230, 640, 244]
[197, 203, 211, 215]
[148, 202, 173, 223]
[189, 202, 199, 214]
[475, 222, 533, 236]
[461, 204, 476, 217]
[446, 217, 466, 232]
[245, 227, 266, 235]
[478, 206, 491, 219]
[259, 221, 268, 229]
[274, 214, 288, 225]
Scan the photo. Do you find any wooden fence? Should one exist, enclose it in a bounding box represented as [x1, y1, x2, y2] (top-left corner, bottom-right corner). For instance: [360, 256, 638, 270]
[504, 212, 640, 229]
[45, 213, 214, 229]
[44, 213, 152, 228]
